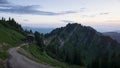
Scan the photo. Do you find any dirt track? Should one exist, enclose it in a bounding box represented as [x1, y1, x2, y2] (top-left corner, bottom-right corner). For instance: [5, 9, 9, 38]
[7, 47, 54, 68]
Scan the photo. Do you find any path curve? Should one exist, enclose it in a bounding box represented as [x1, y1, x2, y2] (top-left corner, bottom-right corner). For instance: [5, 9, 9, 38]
[7, 46, 54, 68]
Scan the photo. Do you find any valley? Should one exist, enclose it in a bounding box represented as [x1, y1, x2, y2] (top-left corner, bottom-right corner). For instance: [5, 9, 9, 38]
[0, 18, 120, 68]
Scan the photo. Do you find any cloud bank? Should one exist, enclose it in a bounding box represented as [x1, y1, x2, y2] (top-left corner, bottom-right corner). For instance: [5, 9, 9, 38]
[0, 0, 8, 4]
[0, 0, 78, 16]
[62, 20, 77, 23]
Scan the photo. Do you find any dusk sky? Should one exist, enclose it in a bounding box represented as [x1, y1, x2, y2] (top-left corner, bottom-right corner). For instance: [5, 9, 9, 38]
[0, 0, 120, 32]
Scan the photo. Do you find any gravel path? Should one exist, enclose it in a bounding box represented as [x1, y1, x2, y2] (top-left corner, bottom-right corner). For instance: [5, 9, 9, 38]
[7, 47, 54, 68]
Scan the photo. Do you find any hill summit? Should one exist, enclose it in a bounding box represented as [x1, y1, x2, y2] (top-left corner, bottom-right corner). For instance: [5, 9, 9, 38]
[45, 23, 120, 68]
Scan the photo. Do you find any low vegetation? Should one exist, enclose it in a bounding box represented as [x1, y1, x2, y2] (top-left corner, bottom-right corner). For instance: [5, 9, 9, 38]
[0, 17, 25, 68]
[21, 44, 82, 68]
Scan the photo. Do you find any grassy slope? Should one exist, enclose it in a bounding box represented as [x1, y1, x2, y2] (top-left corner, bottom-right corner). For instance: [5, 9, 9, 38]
[0, 24, 25, 68]
[21, 44, 83, 68]
[0, 24, 25, 59]
[0, 24, 25, 45]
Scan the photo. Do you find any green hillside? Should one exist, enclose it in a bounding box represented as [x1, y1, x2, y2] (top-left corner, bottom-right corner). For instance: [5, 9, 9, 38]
[45, 23, 120, 68]
[0, 24, 25, 46]
[20, 43, 82, 68]
[0, 18, 25, 68]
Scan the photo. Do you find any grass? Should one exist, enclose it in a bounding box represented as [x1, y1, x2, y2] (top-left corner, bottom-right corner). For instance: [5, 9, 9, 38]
[0, 24, 25, 46]
[21, 44, 84, 68]
[0, 24, 25, 67]
[0, 24, 25, 59]
[0, 43, 10, 60]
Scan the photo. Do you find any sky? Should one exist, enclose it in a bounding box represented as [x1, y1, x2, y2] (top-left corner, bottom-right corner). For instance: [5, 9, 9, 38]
[0, 0, 120, 32]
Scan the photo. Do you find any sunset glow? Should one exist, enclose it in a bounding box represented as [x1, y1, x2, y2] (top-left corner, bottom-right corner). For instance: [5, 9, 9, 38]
[0, 0, 120, 32]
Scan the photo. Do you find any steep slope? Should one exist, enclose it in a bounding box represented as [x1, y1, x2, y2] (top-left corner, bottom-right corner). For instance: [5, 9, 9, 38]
[103, 32, 120, 43]
[0, 23, 24, 61]
[45, 23, 120, 67]
[0, 24, 25, 45]
[0, 18, 25, 68]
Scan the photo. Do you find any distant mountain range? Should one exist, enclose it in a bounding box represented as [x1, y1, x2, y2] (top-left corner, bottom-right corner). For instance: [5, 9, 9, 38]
[103, 32, 120, 43]
[23, 26, 54, 34]
[112, 30, 120, 33]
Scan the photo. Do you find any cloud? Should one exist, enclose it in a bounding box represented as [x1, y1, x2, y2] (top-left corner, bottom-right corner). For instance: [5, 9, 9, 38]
[0, 0, 8, 4]
[0, 4, 78, 15]
[23, 19, 29, 22]
[105, 20, 120, 23]
[62, 20, 77, 23]
[80, 8, 86, 12]
[82, 12, 110, 18]
[100, 12, 110, 15]
[82, 14, 96, 18]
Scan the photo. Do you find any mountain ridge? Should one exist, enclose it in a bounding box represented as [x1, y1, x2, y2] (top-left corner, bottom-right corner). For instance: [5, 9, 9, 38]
[45, 23, 120, 68]
[103, 32, 120, 43]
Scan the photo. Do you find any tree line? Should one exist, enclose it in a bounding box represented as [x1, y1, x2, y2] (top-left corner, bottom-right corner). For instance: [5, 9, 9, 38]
[0, 17, 25, 35]
[0, 17, 45, 51]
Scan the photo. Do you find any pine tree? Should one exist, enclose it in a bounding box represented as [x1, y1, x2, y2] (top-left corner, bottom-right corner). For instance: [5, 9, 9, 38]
[34, 31, 44, 51]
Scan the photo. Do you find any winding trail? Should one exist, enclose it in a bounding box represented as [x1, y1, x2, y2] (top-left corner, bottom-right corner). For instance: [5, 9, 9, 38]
[7, 45, 54, 68]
